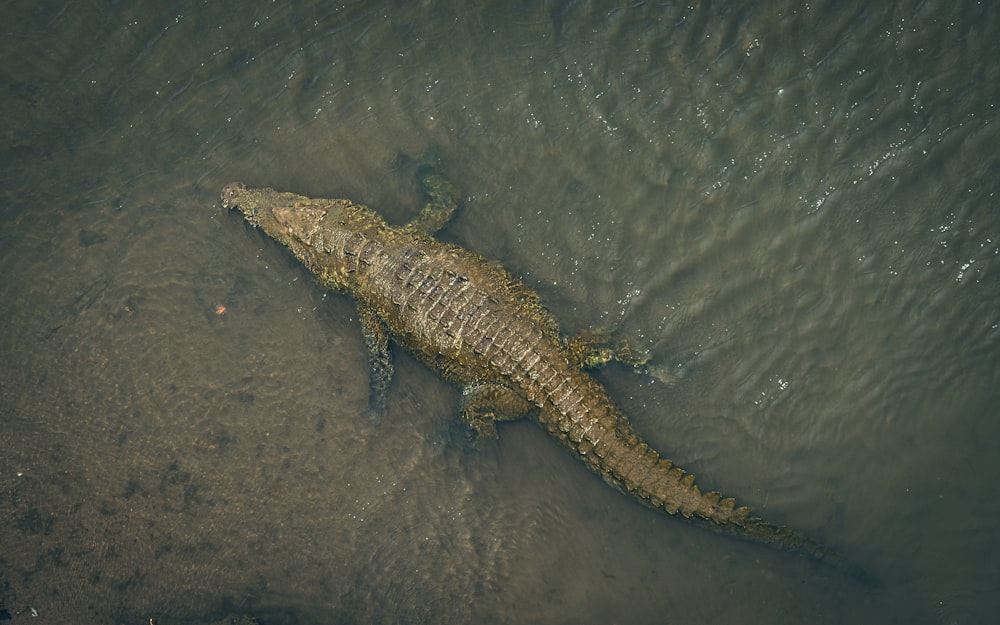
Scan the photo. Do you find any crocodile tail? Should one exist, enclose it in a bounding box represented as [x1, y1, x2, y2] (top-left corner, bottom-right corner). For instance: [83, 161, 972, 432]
[708, 516, 877, 584]
[598, 426, 874, 583]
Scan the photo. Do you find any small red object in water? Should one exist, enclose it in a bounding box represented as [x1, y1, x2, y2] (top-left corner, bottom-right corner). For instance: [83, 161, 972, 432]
[215, 304, 227, 316]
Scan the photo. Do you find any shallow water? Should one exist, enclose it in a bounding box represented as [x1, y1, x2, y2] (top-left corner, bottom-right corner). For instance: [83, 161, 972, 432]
[1, 1, 998, 623]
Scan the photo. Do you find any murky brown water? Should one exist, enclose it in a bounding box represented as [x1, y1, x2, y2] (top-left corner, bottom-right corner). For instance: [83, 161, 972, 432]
[2, 1, 998, 623]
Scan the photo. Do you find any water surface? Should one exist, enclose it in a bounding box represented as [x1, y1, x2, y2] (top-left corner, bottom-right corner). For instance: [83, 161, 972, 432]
[1, 1, 998, 623]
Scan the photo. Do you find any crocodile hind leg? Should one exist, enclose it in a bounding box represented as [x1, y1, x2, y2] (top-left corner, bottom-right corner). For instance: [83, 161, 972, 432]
[567, 330, 687, 385]
[460, 382, 535, 439]
[404, 163, 460, 235]
[567, 329, 651, 371]
[358, 306, 393, 417]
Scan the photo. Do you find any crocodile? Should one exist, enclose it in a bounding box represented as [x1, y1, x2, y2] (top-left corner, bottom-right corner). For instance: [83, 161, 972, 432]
[219, 167, 868, 580]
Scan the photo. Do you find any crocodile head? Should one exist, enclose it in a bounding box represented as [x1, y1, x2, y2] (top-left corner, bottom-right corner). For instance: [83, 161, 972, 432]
[221, 182, 334, 250]
[221, 182, 365, 290]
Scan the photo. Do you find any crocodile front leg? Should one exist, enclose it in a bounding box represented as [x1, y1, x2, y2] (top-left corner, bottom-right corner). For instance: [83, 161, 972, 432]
[405, 165, 460, 236]
[358, 306, 393, 417]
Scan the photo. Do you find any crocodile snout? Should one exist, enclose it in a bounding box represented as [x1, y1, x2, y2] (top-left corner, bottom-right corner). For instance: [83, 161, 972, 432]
[220, 182, 246, 209]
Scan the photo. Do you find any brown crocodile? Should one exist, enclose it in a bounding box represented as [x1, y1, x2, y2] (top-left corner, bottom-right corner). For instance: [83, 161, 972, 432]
[220, 168, 868, 580]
